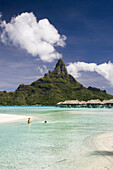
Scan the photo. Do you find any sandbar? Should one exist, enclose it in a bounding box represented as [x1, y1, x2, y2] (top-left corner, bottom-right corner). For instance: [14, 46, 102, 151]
[0, 114, 33, 124]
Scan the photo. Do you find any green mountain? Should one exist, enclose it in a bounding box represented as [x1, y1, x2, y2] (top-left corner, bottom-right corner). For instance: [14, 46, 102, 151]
[0, 59, 113, 106]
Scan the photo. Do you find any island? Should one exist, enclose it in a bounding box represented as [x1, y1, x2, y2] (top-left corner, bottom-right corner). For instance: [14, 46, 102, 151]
[0, 59, 113, 106]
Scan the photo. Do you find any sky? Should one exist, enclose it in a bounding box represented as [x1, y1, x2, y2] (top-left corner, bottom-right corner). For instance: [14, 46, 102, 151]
[0, 0, 113, 94]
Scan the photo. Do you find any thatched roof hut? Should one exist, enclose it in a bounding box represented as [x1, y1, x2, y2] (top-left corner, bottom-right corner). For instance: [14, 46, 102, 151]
[101, 100, 108, 105]
[101, 99, 113, 107]
[104, 99, 113, 104]
[79, 101, 87, 106]
[56, 99, 113, 108]
[86, 99, 102, 104]
[62, 100, 79, 105]
[109, 99, 113, 103]
[56, 102, 63, 105]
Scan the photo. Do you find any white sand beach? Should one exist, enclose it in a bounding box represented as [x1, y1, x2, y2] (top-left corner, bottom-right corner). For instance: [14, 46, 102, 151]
[94, 132, 113, 153]
[86, 132, 113, 170]
[0, 114, 33, 124]
[78, 132, 113, 170]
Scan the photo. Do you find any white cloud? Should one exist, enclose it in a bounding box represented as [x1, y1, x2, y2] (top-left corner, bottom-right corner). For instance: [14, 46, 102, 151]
[36, 65, 48, 74]
[0, 12, 66, 62]
[96, 62, 113, 85]
[67, 61, 113, 86]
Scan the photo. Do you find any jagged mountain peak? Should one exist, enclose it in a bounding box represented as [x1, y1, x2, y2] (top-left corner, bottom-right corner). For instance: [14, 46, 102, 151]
[55, 59, 65, 68]
[54, 59, 68, 75]
[44, 59, 69, 78]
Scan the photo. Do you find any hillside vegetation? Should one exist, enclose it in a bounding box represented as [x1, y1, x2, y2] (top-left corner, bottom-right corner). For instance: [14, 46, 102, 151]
[0, 59, 113, 106]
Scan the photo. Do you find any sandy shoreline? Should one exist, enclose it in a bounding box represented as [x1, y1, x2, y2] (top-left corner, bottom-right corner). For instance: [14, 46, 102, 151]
[79, 132, 113, 170]
[89, 132, 113, 169]
[94, 132, 113, 152]
[0, 114, 33, 124]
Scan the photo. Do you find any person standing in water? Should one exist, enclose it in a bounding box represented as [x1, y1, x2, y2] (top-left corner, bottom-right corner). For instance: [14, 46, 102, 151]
[28, 118, 31, 124]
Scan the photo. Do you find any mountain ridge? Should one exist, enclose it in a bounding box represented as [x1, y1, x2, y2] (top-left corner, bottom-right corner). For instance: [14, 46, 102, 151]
[0, 59, 113, 106]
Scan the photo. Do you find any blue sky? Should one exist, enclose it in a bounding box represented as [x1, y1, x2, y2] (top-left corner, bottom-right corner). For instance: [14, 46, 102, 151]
[0, 0, 113, 94]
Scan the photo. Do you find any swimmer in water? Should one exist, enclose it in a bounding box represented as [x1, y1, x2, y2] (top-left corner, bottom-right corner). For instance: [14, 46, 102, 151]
[44, 121, 47, 123]
[28, 118, 31, 124]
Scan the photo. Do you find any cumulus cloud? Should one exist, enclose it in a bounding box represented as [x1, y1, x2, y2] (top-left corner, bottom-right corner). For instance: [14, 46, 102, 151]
[0, 12, 66, 62]
[67, 62, 97, 78]
[67, 61, 113, 86]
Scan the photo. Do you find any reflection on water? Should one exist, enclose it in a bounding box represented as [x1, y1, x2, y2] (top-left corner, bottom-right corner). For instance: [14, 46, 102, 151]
[0, 107, 113, 169]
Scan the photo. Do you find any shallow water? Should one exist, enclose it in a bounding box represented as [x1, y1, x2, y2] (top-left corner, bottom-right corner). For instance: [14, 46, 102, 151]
[0, 107, 113, 170]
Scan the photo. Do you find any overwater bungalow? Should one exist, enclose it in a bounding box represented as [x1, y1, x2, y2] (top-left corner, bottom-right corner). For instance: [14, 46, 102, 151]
[56, 100, 80, 108]
[101, 99, 113, 108]
[79, 101, 87, 107]
[56, 99, 113, 108]
[86, 99, 102, 108]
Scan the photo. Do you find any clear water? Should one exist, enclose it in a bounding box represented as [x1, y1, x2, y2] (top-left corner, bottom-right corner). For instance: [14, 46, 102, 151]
[0, 107, 113, 170]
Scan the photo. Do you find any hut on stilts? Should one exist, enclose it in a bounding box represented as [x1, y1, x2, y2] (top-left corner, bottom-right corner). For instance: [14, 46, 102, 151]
[56, 99, 113, 108]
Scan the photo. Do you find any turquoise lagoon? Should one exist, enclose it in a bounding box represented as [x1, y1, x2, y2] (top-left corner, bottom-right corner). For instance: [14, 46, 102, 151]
[0, 106, 113, 169]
